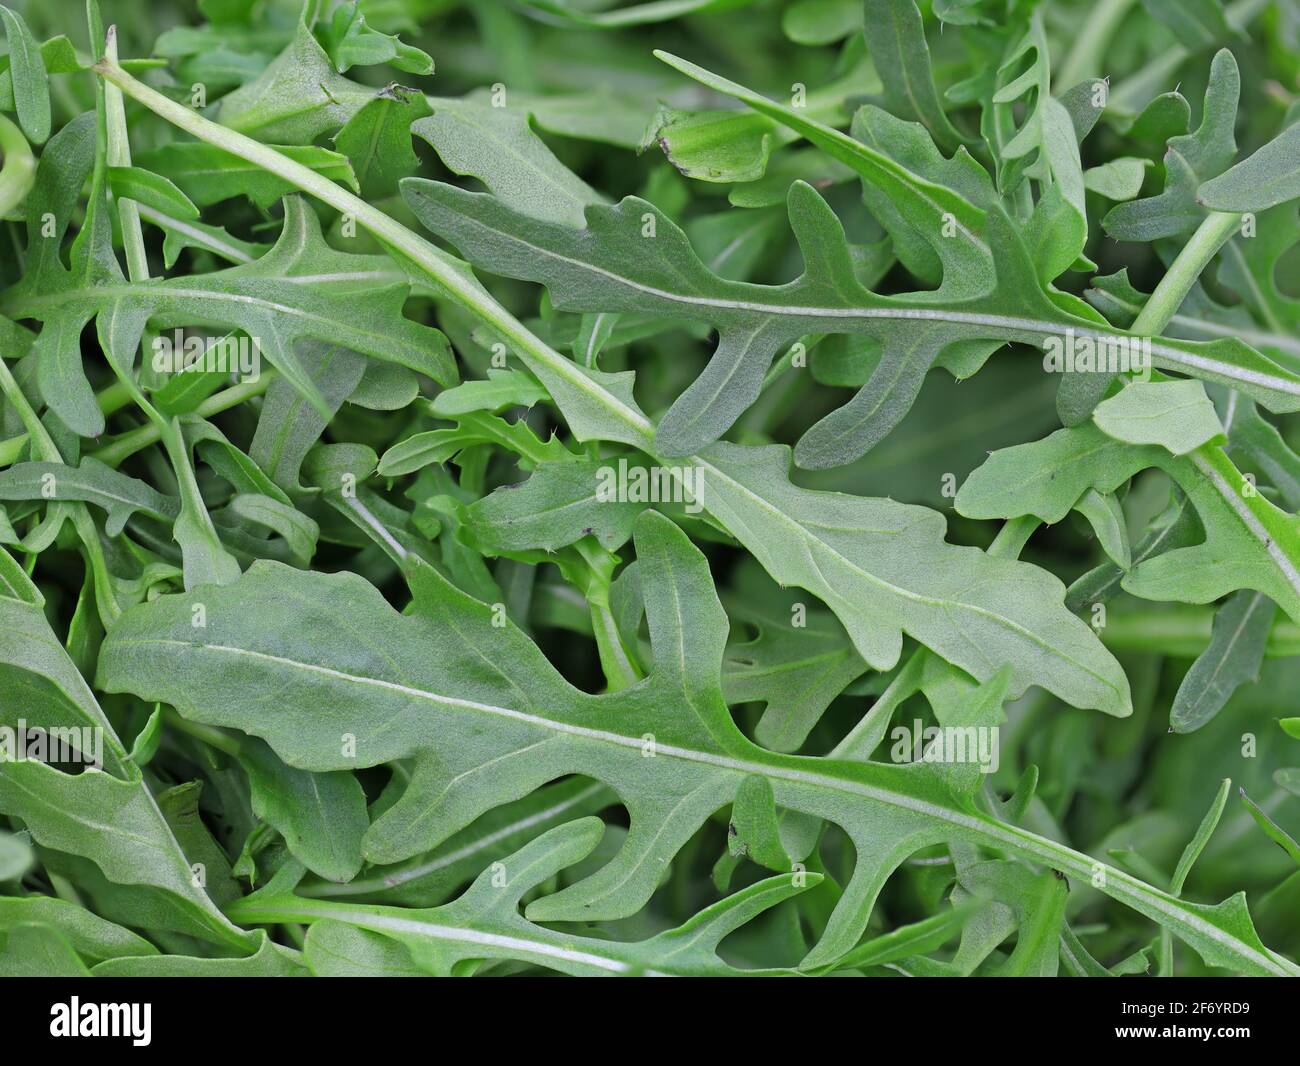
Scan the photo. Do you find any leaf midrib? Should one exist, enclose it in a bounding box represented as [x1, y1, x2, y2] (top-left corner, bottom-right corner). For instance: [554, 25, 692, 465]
[441, 213, 1300, 400]
[12, 281, 424, 356]
[695, 456, 1126, 701]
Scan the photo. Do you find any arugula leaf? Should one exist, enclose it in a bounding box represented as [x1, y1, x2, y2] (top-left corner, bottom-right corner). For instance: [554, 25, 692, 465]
[233, 818, 820, 976]
[1199, 123, 1300, 213]
[334, 85, 432, 199]
[413, 99, 603, 227]
[136, 143, 360, 209]
[101, 511, 1286, 973]
[1170, 590, 1276, 733]
[314, 1, 434, 76]
[1104, 49, 1240, 242]
[3, 0, 1298, 984]
[0, 5, 49, 144]
[3, 186, 455, 430]
[1092, 379, 1225, 455]
[404, 149, 1300, 466]
[861, 0, 967, 153]
[0, 595, 251, 949]
[958, 422, 1300, 621]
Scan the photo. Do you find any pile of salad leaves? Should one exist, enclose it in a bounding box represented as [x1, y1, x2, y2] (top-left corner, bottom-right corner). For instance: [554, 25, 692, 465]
[1, 0, 1300, 977]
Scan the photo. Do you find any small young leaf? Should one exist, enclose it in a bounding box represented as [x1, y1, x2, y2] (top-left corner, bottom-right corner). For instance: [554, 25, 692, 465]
[1239, 787, 1300, 867]
[0, 5, 49, 144]
[1093, 380, 1225, 456]
[1170, 591, 1275, 733]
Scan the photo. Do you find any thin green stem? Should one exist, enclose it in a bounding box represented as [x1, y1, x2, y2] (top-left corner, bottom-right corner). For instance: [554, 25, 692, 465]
[0, 351, 61, 462]
[103, 28, 150, 283]
[97, 31, 239, 586]
[89, 372, 274, 467]
[0, 380, 133, 467]
[831, 652, 924, 760]
[988, 516, 1040, 560]
[588, 595, 642, 691]
[1097, 606, 1300, 658]
[1054, 0, 1136, 92]
[1130, 212, 1243, 337]
[161, 707, 242, 757]
[575, 540, 642, 691]
[135, 203, 258, 264]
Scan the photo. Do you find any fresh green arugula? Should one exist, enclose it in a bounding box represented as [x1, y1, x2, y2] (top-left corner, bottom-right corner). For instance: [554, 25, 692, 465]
[1, 0, 1299, 979]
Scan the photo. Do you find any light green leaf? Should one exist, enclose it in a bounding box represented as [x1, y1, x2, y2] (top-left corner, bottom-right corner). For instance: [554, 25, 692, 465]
[333, 84, 431, 199]
[217, 17, 373, 141]
[861, 0, 967, 153]
[1084, 157, 1151, 201]
[1239, 787, 1300, 867]
[0, 829, 31, 879]
[413, 100, 603, 227]
[0, 458, 178, 535]
[405, 171, 1300, 468]
[0, 923, 91, 975]
[1074, 488, 1132, 570]
[782, 0, 860, 44]
[1093, 380, 1225, 455]
[697, 442, 1131, 715]
[91, 932, 308, 975]
[430, 369, 548, 416]
[0, 896, 156, 962]
[1105, 50, 1239, 241]
[829, 903, 976, 971]
[107, 164, 200, 220]
[1172, 778, 1232, 895]
[0, 596, 250, 949]
[0, 5, 49, 144]
[1170, 591, 1275, 733]
[463, 457, 643, 554]
[230, 819, 820, 975]
[1199, 123, 1300, 213]
[136, 142, 359, 210]
[239, 737, 368, 883]
[92, 489, 1294, 974]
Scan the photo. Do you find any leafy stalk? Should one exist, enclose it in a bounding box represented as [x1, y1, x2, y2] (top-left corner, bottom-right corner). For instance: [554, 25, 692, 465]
[100, 26, 241, 588]
[1131, 209, 1300, 611]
